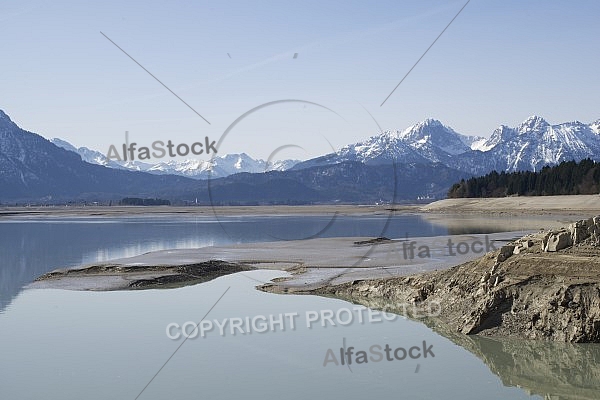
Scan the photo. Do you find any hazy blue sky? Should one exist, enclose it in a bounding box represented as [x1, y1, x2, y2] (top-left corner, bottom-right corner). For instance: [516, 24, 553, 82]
[1, 0, 599, 161]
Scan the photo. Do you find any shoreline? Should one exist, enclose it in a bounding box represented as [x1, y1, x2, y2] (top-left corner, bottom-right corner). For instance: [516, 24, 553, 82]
[32, 232, 521, 291]
[4, 194, 600, 219]
[27, 204, 600, 342]
[299, 216, 600, 343]
[0, 204, 419, 218]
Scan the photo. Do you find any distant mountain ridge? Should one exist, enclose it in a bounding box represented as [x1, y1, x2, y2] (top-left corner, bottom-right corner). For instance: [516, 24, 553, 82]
[0, 110, 199, 202]
[50, 138, 299, 179]
[294, 116, 600, 175]
[52, 115, 600, 178]
[471, 116, 600, 173]
[2, 108, 599, 203]
[0, 109, 466, 203]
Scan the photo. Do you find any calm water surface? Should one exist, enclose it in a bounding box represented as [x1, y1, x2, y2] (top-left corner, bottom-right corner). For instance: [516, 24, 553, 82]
[0, 213, 598, 399]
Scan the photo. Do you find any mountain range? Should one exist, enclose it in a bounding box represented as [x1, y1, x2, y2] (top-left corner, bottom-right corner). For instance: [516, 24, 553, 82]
[50, 138, 299, 179]
[294, 117, 600, 175]
[1, 108, 599, 203]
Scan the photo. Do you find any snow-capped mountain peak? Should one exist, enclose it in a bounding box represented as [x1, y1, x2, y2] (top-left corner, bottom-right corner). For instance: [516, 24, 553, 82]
[518, 115, 550, 134]
[218, 153, 257, 171]
[295, 115, 600, 175]
[34, 113, 600, 186]
[591, 120, 600, 135]
[295, 118, 485, 170]
[398, 118, 444, 139]
[464, 136, 490, 152]
[397, 119, 475, 157]
[458, 115, 600, 174]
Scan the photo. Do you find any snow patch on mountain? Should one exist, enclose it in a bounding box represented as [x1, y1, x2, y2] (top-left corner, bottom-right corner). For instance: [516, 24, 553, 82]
[295, 115, 600, 175]
[590, 120, 600, 135]
[50, 139, 299, 179]
[473, 116, 600, 172]
[298, 119, 484, 168]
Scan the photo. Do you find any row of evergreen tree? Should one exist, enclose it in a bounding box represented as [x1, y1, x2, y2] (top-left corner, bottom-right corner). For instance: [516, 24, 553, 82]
[448, 159, 600, 198]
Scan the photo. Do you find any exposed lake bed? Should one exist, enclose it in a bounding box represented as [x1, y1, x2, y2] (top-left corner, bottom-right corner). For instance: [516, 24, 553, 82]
[32, 217, 600, 343]
[3, 202, 600, 399]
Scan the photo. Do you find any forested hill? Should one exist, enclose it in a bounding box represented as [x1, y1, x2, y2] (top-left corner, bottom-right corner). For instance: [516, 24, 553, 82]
[447, 159, 600, 198]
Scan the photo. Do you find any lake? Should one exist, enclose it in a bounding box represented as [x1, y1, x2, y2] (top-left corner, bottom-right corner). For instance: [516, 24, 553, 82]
[0, 212, 597, 399]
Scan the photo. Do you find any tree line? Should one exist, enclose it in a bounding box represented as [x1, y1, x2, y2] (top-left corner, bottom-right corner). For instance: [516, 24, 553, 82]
[448, 159, 600, 198]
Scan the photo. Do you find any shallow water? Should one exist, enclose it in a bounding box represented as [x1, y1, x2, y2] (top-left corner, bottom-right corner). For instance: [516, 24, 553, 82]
[0, 213, 556, 312]
[1, 213, 597, 399]
[0, 270, 540, 399]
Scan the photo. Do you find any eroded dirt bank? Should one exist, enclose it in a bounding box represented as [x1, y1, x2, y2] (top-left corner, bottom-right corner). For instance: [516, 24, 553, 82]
[296, 216, 600, 342]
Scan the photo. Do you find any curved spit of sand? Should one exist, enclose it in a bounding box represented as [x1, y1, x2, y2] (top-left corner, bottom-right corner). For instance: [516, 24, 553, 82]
[33, 232, 524, 292]
[29, 202, 586, 293]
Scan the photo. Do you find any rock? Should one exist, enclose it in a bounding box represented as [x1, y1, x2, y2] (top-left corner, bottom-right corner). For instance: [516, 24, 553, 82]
[311, 216, 600, 343]
[490, 263, 500, 275]
[544, 231, 572, 252]
[501, 245, 515, 256]
[539, 216, 600, 251]
[513, 246, 521, 255]
[587, 217, 595, 229]
[493, 275, 501, 287]
[511, 238, 535, 255]
[589, 217, 600, 245]
[480, 271, 491, 283]
[570, 221, 590, 244]
[542, 232, 551, 250]
[498, 245, 515, 261]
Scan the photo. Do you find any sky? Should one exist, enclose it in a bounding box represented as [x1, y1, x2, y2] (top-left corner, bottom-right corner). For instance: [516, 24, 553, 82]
[1, 0, 599, 162]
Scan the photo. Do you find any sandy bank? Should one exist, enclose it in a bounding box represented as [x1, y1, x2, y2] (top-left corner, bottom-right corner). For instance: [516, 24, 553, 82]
[32, 232, 522, 291]
[422, 195, 600, 215]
